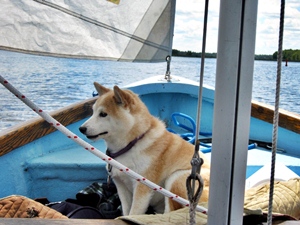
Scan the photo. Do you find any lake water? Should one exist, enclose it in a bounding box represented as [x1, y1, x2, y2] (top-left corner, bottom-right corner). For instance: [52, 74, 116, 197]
[0, 50, 299, 131]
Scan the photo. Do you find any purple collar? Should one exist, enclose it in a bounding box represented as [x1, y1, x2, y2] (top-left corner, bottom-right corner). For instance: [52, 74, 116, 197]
[106, 131, 148, 158]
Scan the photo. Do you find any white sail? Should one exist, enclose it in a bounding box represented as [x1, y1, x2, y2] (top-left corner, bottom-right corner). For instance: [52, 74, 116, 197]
[0, 0, 175, 62]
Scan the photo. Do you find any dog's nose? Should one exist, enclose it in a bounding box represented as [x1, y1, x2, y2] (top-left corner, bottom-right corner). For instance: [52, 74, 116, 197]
[79, 126, 87, 134]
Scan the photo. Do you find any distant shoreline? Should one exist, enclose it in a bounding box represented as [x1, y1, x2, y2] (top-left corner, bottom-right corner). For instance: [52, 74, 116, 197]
[172, 49, 300, 62]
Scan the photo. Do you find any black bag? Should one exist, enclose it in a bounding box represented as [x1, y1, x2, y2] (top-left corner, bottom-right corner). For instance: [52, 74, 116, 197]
[76, 182, 118, 209]
[48, 182, 122, 219]
[76, 182, 122, 219]
[50, 201, 103, 219]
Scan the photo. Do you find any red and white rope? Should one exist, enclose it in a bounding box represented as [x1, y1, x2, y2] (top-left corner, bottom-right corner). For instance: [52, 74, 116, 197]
[0, 75, 208, 214]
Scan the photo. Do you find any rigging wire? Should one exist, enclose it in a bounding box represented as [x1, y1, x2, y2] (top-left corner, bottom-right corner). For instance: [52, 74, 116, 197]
[194, 1, 209, 144]
[267, 0, 285, 224]
[187, 0, 209, 224]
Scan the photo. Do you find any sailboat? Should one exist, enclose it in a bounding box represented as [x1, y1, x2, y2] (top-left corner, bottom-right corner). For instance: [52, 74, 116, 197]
[0, 0, 300, 224]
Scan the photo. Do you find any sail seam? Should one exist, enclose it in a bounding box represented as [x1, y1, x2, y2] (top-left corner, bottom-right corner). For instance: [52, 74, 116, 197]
[33, 0, 169, 51]
[120, 0, 171, 61]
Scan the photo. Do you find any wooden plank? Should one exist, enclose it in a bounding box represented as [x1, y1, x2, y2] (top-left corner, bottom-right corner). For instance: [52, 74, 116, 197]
[276, 222, 300, 225]
[2, 218, 297, 225]
[251, 100, 300, 134]
[0, 218, 129, 225]
[0, 97, 97, 157]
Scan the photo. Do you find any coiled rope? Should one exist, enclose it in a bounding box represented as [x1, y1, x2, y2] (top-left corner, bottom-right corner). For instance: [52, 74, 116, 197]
[267, 0, 285, 224]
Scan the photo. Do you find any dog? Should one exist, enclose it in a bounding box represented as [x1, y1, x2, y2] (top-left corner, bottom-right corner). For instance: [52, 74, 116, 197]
[79, 82, 210, 216]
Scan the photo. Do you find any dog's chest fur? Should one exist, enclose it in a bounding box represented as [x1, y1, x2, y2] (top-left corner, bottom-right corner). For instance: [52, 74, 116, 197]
[109, 145, 152, 188]
[109, 148, 165, 212]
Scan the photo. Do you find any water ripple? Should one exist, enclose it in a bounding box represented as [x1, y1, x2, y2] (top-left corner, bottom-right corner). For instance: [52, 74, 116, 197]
[1, 50, 299, 131]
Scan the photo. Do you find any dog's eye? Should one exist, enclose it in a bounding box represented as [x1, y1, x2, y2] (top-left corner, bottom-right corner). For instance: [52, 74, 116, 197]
[99, 112, 107, 117]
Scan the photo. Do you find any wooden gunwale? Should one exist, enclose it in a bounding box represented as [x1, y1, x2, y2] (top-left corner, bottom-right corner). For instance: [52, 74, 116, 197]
[251, 100, 300, 134]
[0, 98, 299, 157]
[0, 97, 96, 157]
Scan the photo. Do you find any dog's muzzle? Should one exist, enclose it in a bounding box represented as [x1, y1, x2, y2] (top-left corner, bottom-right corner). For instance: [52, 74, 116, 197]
[79, 126, 108, 139]
[79, 126, 87, 134]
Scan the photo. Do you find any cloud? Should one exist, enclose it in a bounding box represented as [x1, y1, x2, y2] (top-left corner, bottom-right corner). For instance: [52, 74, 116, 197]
[173, 0, 300, 55]
[173, 0, 219, 53]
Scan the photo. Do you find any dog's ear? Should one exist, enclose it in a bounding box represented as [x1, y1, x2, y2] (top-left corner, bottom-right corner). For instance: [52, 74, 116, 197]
[113, 86, 125, 105]
[113, 86, 128, 106]
[94, 82, 110, 96]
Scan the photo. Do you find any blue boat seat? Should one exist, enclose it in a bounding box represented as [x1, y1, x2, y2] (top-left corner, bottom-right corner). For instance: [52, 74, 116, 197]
[24, 143, 108, 202]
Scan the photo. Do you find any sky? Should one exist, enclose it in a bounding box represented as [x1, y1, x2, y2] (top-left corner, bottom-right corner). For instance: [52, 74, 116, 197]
[173, 0, 300, 55]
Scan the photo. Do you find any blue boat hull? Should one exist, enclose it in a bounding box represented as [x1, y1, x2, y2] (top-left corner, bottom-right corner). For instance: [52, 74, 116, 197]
[1, 75, 299, 201]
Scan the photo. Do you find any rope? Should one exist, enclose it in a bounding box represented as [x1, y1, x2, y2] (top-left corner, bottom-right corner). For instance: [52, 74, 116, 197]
[0, 74, 208, 214]
[187, 142, 204, 225]
[186, 173, 204, 225]
[267, 0, 285, 224]
[187, 0, 209, 224]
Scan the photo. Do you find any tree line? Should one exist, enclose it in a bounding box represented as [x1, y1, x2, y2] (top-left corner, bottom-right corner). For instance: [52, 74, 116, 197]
[172, 49, 300, 62]
[273, 49, 300, 62]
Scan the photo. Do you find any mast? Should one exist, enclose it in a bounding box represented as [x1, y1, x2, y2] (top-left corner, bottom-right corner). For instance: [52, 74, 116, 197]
[207, 0, 258, 224]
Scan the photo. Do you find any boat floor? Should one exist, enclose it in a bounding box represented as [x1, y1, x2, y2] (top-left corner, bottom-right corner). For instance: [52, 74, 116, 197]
[0, 218, 298, 225]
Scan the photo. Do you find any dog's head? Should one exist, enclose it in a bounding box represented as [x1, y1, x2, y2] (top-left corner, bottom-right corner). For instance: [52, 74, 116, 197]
[79, 82, 150, 145]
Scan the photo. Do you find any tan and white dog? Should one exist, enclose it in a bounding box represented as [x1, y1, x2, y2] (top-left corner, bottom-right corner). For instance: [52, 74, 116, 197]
[79, 82, 210, 216]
